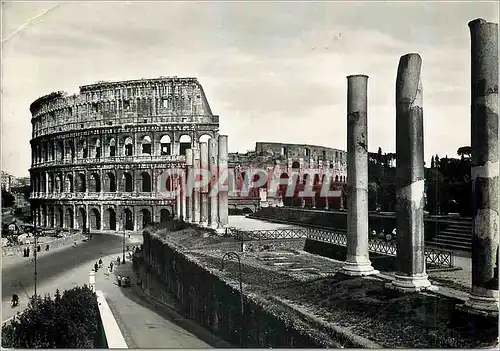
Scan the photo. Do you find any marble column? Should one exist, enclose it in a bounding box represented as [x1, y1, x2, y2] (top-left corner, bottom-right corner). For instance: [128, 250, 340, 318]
[461, 18, 499, 314]
[342, 74, 377, 276]
[200, 142, 209, 227]
[389, 54, 434, 291]
[175, 175, 181, 220]
[184, 149, 192, 223]
[217, 135, 229, 233]
[191, 148, 201, 224]
[208, 138, 219, 230]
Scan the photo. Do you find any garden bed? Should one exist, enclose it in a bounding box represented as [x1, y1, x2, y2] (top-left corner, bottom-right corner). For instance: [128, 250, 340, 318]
[144, 225, 498, 348]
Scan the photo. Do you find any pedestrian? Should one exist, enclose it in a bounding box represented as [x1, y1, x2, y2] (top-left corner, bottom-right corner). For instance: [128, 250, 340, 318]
[23, 248, 27, 257]
[105, 267, 110, 277]
[110, 261, 114, 272]
[117, 274, 122, 286]
[94, 262, 99, 272]
[26, 247, 30, 257]
[98, 258, 103, 267]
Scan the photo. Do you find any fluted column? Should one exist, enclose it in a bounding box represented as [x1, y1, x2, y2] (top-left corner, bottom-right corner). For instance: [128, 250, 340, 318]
[208, 138, 219, 229]
[217, 135, 229, 232]
[389, 54, 433, 291]
[460, 19, 499, 314]
[342, 74, 377, 276]
[200, 142, 209, 227]
[175, 175, 181, 220]
[184, 149, 192, 223]
[191, 148, 201, 224]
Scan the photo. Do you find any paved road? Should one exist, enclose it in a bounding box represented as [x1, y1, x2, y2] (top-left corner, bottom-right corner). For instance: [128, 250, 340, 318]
[2, 233, 124, 318]
[228, 215, 301, 230]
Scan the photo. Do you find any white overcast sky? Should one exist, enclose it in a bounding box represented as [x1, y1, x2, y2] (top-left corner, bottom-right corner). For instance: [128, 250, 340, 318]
[2, 1, 498, 177]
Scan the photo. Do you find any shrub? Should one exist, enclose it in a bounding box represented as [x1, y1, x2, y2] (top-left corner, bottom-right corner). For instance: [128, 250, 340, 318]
[1, 286, 99, 348]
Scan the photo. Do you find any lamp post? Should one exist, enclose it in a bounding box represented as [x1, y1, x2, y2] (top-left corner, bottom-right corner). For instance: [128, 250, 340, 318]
[33, 226, 38, 300]
[220, 252, 244, 347]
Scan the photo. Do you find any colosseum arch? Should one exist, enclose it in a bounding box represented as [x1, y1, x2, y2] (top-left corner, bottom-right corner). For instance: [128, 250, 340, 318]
[160, 208, 171, 224]
[106, 172, 116, 192]
[89, 173, 101, 192]
[104, 207, 117, 231]
[160, 135, 172, 155]
[124, 137, 133, 156]
[141, 135, 152, 155]
[65, 207, 74, 229]
[123, 208, 134, 230]
[77, 173, 86, 192]
[48, 175, 54, 193]
[94, 139, 101, 158]
[108, 138, 117, 157]
[65, 174, 74, 192]
[141, 172, 152, 192]
[139, 208, 152, 229]
[56, 140, 64, 160]
[67, 140, 75, 160]
[199, 134, 212, 143]
[122, 172, 133, 192]
[80, 140, 88, 158]
[89, 208, 101, 230]
[77, 207, 87, 230]
[179, 134, 192, 156]
[55, 174, 62, 193]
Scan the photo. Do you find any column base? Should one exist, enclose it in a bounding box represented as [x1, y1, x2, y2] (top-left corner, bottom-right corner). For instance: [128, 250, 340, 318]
[199, 221, 209, 228]
[456, 291, 499, 317]
[386, 273, 437, 292]
[342, 260, 379, 276]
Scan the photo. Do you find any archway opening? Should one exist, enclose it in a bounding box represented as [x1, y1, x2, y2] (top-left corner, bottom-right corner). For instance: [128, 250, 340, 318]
[65, 174, 74, 192]
[241, 207, 253, 215]
[199, 134, 212, 144]
[109, 138, 116, 157]
[141, 135, 152, 155]
[90, 208, 101, 230]
[65, 208, 74, 229]
[160, 209, 170, 224]
[107, 173, 116, 192]
[78, 208, 87, 231]
[78, 173, 86, 192]
[291, 161, 300, 169]
[160, 135, 172, 155]
[124, 137, 133, 156]
[123, 173, 133, 192]
[90, 173, 101, 192]
[105, 208, 117, 231]
[141, 172, 152, 192]
[179, 135, 192, 156]
[124, 208, 134, 231]
[140, 209, 152, 229]
[57, 207, 63, 228]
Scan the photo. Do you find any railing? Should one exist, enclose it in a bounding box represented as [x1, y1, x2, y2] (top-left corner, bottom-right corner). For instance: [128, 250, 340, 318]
[229, 227, 455, 268]
[32, 154, 186, 168]
[30, 191, 175, 200]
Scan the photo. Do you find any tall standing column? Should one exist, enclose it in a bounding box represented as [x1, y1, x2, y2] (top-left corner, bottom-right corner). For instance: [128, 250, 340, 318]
[461, 19, 499, 314]
[200, 142, 209, 227]
[217, 135, 229, 233]
[208, 138, 219, 230]
[389, 54, 433, 291]
[342, 75, 377, 276]
[175, 175, 181, 220]
[184, 149, 192, 223]
[192, 148, 201, 224]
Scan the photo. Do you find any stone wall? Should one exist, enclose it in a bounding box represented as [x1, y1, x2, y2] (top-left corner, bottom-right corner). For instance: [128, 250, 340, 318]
[2, 232, 84, 257]
[249, 206, 454, 242]
[138, 232, 344, 348]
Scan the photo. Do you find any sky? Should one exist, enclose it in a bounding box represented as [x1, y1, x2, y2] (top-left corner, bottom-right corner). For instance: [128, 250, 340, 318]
[2, 1, 498, 177]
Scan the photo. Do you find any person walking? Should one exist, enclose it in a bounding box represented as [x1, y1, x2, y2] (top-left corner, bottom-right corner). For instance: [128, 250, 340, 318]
[94, 262, 99, 272]
[109, 261, 114, 272]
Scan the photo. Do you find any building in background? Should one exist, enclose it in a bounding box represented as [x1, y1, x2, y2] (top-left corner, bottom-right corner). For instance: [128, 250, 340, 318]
[29, 77, 219, 232]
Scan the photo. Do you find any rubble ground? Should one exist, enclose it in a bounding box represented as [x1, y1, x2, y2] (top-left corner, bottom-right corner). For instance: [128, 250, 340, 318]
[149, 226, 499, 348]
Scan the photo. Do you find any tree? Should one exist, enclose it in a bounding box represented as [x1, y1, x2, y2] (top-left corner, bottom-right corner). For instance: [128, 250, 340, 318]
[2, 286, 100, 348]
[431, 156, 435, 169]
[377, 147, 382, 163]
[2, 190, 15, 207]
[457, 146, 472, 159]
[368, 182, 379, 211]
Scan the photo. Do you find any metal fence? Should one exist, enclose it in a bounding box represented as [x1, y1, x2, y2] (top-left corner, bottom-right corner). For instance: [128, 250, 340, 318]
[228, 227, 455, 268]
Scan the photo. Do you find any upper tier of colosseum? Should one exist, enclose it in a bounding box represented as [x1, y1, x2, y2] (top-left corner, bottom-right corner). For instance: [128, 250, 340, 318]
[29, 77, 218, 139]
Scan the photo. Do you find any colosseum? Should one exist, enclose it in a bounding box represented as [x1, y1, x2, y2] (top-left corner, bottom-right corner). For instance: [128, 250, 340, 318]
[29, 77, 219, 232]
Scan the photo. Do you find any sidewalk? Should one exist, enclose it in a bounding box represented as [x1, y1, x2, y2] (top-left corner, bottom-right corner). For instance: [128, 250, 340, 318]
[95, 255, 230, 348]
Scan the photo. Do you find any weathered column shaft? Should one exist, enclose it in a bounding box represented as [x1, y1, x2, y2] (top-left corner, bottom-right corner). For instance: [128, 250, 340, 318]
[393, 53, 430, 289]
[467, 18, 499, 310]
[184, 149, 192, 222]
[218, 135, 229, 228]
[200, 142, 209, 226]
[208, 138, 219, 229]
[192, 148, 201, 224]
[343, 75, 376, 275]
[175, 175, 181, 220]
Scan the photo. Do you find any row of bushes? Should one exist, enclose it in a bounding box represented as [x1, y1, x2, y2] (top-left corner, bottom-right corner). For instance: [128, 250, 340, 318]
[1, 286, 103, 348]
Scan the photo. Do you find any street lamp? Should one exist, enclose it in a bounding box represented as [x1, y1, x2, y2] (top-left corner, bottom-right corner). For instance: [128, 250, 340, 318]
[220, 252, 244, 347]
